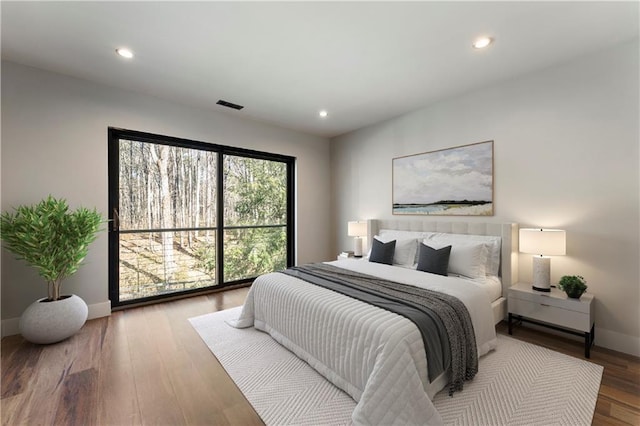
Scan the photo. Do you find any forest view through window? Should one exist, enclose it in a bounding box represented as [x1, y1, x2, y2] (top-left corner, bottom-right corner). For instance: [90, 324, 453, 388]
[108, 129, 294, 307]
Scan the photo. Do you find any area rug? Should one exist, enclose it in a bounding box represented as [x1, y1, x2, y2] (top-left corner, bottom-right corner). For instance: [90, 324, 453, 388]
[190, 307, 603, 425]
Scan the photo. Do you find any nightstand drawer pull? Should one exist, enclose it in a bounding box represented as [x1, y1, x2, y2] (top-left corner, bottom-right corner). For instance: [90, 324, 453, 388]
[540, 303, 550, 307]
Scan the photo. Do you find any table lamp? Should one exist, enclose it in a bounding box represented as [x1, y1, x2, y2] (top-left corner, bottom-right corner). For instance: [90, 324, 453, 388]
[347, 221, 367, 257]
[519, 228, 566, 292]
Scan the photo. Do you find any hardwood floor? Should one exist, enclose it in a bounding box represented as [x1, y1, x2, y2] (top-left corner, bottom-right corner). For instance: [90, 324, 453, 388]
[1, 288, 263, 426]
[2, 287, 638, 425]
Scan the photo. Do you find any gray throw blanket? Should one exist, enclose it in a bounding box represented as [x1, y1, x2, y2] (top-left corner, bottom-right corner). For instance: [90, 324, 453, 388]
[281, 263, 478, 395]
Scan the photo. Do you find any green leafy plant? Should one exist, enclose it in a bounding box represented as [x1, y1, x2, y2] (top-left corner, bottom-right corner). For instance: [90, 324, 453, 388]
[558, 275, 587, 298]
[0, 196, 104, 301]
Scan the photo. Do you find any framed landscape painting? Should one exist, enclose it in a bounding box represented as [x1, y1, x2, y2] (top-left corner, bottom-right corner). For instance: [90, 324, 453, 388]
[392, 140, 494, 216]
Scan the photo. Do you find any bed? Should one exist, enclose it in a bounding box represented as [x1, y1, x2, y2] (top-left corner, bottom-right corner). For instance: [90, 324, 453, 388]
[229, 220, 518, 425]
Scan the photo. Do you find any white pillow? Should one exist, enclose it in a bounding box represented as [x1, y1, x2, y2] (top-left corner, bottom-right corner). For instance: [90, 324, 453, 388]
[426, 239, 488, 279]
[430, 233, 501, 276]
[378, 229, 438, 264]
[374, 235, 418, 266]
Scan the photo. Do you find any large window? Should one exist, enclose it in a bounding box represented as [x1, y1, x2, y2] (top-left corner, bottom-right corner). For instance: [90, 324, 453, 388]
[108, 128, 294, 307]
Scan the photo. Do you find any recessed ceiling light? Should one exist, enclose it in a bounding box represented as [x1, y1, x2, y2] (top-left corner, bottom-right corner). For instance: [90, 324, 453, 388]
[116, 48, 134, 59]
[319, 110, 328, 118]
[472, 37, 493, 49]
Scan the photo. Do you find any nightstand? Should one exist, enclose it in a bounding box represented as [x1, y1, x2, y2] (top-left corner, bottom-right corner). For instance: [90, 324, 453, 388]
[508, 282, 595, 358]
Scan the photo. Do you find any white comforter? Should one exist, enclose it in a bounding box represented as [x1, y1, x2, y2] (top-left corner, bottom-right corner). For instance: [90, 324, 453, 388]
[229, 259, 498, 425]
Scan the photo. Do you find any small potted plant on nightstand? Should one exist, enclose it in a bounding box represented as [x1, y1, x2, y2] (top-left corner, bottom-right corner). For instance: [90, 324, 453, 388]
[558, 275, 587, 299]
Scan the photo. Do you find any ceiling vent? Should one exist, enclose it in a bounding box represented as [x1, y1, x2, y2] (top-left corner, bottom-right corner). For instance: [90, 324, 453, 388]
[216, 99, 244, 110]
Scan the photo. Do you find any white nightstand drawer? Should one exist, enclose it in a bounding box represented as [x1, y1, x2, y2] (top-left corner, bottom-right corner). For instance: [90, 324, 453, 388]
[509, 297, 592, 332]
[509, 287, 592, 314]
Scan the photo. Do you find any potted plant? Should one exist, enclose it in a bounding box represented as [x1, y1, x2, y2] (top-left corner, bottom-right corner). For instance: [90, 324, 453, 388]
[0, 196, 104, 344]
[558, 275, 588, 299]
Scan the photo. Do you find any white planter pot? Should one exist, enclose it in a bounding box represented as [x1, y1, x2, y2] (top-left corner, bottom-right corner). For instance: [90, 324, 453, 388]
[19, 295, 88, 344]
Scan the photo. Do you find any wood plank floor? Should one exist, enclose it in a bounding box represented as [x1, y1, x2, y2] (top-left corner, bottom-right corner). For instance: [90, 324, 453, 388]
[1, 288, 263, 426]
[2, 287, 638, 425]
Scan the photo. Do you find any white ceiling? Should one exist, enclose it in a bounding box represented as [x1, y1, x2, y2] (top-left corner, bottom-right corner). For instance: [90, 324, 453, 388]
[2, 1, 638, 138]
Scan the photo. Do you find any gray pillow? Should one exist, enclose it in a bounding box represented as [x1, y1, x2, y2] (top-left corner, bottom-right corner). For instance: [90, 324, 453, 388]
[369, 238, 396, 265]
[417, 243, 451, 276]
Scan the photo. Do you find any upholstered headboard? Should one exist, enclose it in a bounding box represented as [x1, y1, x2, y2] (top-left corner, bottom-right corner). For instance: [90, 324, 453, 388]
[366, 219, 518, 296]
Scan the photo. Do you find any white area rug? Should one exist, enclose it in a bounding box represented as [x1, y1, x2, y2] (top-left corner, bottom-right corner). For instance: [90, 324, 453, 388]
[190, 307, 603, 426]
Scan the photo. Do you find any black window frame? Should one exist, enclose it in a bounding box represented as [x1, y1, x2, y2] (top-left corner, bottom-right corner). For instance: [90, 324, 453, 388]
[108, 127, 295, 308]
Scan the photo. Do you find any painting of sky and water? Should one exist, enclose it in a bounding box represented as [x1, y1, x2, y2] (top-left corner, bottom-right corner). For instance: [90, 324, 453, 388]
[393, 141, 493, 216]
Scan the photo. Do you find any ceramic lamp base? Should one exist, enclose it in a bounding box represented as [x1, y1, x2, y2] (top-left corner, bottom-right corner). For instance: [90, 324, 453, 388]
[353, 237, 363, 257]
[532, 256, 551, 292]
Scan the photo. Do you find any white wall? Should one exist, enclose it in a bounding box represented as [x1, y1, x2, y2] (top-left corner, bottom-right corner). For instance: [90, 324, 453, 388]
[330, 40, 640, 356]
[1, 61, 332, 331]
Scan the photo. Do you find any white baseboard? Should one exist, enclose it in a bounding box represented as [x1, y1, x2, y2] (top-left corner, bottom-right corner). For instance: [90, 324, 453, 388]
[1, 300, 111, 338]
[595, 328, 640, 357]
[1, 317, 20, 338]
[88, 301, 112, 320]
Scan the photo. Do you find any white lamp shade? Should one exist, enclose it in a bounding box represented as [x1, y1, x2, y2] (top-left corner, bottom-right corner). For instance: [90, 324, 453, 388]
[519, 228, 566, 256]
[347, 221, 367, 237]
